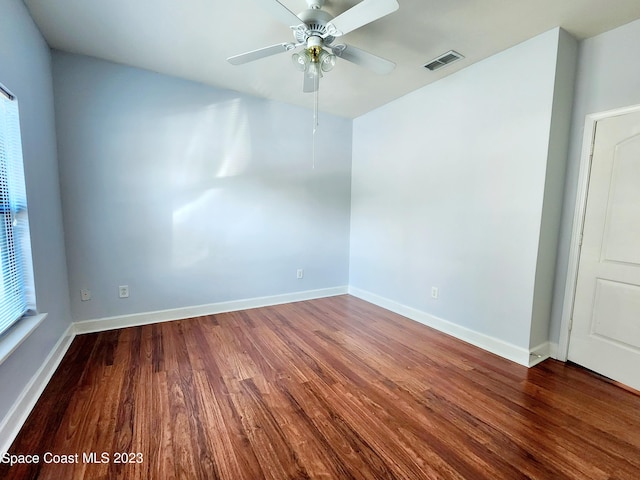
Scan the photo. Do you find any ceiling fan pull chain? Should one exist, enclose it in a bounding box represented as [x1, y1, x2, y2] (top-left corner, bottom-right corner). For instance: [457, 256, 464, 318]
[312, 85, 319, 169]
[312, 124, 316, 169]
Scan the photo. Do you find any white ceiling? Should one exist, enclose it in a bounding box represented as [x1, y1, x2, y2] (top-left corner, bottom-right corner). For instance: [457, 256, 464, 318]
[24, 0, 640, 118]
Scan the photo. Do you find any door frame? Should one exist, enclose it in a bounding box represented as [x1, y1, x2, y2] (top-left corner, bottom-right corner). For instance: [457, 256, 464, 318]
[557, 103, 640, 361]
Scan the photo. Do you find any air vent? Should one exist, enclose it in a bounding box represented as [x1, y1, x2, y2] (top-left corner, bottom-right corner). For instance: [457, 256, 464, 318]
[423, 50, 464, 71]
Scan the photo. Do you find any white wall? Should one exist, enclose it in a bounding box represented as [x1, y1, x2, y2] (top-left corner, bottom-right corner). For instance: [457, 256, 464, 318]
[350, 29, 575, 354]
[0, 1, 72, 420]
[52, 52, 352, 321]
[550, 18, 640, 345]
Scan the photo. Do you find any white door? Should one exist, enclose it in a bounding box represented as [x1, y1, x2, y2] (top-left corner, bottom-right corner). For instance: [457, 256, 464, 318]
[568, 110, 640, 391]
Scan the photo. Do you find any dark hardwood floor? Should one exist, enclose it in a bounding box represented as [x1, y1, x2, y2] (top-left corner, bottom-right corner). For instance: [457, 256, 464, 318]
[2, 295, 639, 479]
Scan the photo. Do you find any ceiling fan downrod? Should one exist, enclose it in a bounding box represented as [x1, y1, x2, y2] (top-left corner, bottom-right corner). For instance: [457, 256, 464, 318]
[307, 0, 325, 9]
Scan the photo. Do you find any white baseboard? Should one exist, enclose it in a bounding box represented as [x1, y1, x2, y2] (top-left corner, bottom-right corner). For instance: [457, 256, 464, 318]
[74, 286, 349, 335]
[348, 286, 539, 367]
[0, 323, 76, 455]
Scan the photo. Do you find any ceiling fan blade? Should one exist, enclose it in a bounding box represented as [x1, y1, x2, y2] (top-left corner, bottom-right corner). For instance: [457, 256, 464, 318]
[326, 0, 399, 37]
[255, 0, 304, 28]
[227, 42, 296, 65]
[303, 68, 320, 93]
[332, 44, 395, 74]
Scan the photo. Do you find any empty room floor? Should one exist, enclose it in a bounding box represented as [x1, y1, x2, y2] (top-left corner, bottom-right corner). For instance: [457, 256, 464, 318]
[2, 295, 639, 479]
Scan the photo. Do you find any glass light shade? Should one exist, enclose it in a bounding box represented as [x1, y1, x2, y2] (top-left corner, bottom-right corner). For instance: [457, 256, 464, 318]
[292, 51, 311, 72]
[318, 50, 336, 72]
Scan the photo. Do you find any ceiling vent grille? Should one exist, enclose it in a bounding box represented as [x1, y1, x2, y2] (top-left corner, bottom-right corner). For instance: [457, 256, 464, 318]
[424, 50, 464, 71]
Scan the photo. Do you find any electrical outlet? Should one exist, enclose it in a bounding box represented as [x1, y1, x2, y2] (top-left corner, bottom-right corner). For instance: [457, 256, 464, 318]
[119, 285, 129, 298]
[297, 269, 304, 279]
[431, 287, 439, 299]
[80, 289, 91, 301]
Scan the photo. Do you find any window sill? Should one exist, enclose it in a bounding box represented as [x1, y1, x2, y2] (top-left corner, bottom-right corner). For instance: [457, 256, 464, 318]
[0, 313, 47, 366]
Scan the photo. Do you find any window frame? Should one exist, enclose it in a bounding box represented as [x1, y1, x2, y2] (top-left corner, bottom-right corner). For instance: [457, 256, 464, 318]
[0, 82, 43, 366]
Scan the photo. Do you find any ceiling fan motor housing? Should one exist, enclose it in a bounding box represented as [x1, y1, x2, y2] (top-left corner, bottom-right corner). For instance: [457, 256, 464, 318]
[295, 8, 335, 45]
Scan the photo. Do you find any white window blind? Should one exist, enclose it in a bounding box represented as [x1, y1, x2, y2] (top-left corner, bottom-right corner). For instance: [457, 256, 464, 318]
[0, 86, 35, 336]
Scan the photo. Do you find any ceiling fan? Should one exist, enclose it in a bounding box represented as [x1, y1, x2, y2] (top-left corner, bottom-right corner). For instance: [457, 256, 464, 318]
[227, 0, 400, 93]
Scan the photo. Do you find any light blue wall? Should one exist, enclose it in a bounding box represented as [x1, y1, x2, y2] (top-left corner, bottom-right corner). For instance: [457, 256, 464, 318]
[550, 18, 640, 344]
[52, 52, 352, 321]
[529, 29, 578, 349]
[350, 29, 573, 350]
[0, 0, 71, 419]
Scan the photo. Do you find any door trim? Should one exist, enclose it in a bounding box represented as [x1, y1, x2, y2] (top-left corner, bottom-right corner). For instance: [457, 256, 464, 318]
[557, 103, 640, 361]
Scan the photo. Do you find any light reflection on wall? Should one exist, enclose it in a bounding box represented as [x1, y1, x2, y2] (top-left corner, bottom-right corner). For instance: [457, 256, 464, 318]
[170, 98, 251, 269]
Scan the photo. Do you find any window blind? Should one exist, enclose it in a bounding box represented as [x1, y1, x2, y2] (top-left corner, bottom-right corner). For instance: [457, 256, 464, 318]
[0, 88, 35, 336]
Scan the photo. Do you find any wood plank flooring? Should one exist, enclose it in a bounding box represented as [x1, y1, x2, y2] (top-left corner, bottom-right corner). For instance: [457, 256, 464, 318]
[2, 295, 640, 479]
